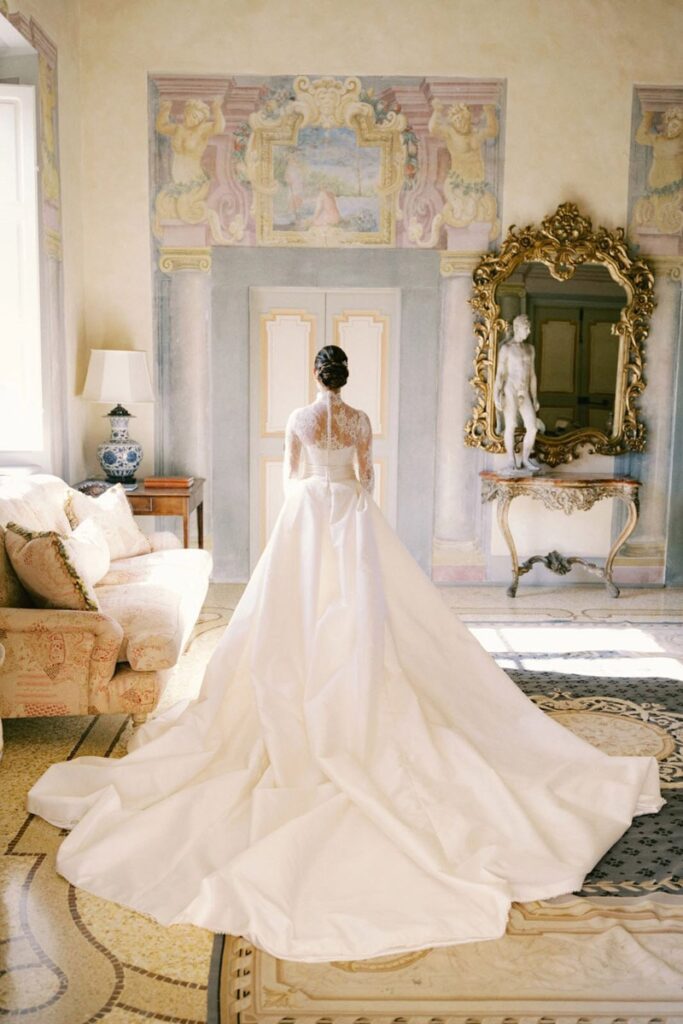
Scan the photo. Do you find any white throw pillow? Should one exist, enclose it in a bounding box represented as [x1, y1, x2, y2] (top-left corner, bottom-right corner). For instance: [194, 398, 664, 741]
[66, 485, 151, 561]
[65, 517, 111, 586]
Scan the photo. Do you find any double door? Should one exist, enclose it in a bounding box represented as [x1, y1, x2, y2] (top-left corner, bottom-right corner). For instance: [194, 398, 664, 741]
[249, 287, 400, 568]
[531, 302, 623, 435]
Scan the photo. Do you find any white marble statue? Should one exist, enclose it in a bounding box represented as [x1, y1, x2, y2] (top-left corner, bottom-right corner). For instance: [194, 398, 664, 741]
[493, 313, 541, 472]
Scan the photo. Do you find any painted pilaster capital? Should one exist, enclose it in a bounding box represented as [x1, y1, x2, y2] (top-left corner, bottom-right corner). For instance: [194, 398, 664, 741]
[497, 282, 526, 299]
[650, 255, 683, 283]
[439, 251, 481, 278]
[159, 247, 212, 274]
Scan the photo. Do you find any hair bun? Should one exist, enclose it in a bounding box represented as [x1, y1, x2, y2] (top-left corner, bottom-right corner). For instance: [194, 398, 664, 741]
[314, 345, 349, 390]
[318, 361, 349, 389]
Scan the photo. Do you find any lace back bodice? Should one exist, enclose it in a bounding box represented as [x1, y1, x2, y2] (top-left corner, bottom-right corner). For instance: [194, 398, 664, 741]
[284, 392, 374, 492]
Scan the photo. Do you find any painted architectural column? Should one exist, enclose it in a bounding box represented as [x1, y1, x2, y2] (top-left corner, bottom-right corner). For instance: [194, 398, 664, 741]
[497, 283, 525, 324]
[432, 252, 485, 582]
[665, 260, 683, 582]
[159, 247, 213, 536]
[43, 231, 69, 478]
[627, 257, 683, 565]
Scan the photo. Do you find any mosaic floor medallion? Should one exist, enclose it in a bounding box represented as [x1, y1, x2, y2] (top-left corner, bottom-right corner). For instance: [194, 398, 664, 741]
[537, 693, 683, 779]
[550, 706, 676, 759]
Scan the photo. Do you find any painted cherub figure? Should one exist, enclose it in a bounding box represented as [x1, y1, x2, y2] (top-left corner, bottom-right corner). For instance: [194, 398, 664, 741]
[39, 56, 60, 205]
[493, 313, 541, 472]
[411, 100, 499, 245]
[429, 101, 498, 185]
[632, 105, 683, 238]
[154, 98, 231, 243]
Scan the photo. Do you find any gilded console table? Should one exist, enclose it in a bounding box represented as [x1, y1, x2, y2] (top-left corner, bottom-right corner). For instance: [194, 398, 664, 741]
[480, 471, 640, 598]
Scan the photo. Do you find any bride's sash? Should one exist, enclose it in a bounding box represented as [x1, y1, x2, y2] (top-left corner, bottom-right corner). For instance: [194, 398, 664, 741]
[300, 462, 357, 483]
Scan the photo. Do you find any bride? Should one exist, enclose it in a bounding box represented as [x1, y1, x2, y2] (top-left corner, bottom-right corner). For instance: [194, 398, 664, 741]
[28, 345, 663, 963]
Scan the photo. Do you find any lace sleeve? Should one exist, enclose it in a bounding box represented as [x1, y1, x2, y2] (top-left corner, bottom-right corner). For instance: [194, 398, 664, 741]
[355, 412, 375, 494]
[283, 413, 302, 491]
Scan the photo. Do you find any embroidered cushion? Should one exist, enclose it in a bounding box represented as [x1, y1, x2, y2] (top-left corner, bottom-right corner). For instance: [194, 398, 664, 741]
[4, 523, 100, 612]
[0, 473, 73, 608]
[65, 485, 151, 561]
[0, 524, 31, 607]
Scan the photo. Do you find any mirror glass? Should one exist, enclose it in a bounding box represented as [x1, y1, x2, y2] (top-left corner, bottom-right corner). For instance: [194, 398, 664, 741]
[497, 263, 627, 440]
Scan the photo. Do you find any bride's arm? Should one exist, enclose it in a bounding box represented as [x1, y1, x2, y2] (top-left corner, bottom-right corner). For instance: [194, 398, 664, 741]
[283, 413, 302, 491]
[355, 412, 375, 493]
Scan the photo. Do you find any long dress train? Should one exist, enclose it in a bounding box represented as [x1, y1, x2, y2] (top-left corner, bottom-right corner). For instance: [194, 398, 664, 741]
[28, 393, 663, 962]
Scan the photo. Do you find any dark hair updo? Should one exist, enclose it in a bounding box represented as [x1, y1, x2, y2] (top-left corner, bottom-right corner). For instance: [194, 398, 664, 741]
[314, 345, 349, 390]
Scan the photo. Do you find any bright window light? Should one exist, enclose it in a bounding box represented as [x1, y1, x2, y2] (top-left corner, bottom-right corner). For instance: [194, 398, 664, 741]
[0, 84, 43, 452]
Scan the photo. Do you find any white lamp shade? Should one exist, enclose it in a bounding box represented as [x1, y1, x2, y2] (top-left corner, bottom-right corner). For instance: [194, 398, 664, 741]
[83, 349, 154, 404]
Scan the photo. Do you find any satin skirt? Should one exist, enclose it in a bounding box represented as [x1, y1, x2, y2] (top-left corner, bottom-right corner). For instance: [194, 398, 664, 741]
[27, 477, 663, 962]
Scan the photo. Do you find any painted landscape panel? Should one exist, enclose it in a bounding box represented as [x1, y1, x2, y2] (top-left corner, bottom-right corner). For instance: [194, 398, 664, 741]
[273, 127, 381, 234]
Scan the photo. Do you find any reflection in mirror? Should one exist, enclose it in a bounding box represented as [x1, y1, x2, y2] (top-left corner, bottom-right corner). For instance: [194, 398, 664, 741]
[499, 263, 627, 439]
[465, 203, 656, 467]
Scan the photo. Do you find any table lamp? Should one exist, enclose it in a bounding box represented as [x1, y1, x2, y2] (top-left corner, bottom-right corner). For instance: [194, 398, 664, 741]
[82, 349, 154, 488]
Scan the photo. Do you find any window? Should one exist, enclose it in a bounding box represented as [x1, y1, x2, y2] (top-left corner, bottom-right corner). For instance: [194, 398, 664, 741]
[0, 83, 43, 453]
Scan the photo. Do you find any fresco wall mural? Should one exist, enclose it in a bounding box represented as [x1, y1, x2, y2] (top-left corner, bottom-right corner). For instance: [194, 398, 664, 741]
[628, 86, 683, 257]
[150, 74, 506, 251]
[148, 74, 682, 587]
[625, 84, 683, 586]
[148, 73, 507, 579]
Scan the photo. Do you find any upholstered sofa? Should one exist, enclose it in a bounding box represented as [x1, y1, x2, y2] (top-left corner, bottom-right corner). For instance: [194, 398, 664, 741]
[0, 474, 212, 728]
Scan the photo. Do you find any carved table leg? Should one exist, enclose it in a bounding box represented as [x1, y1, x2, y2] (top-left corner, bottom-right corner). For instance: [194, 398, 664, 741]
[496, 495, 521, 597]
[604, 493, 640, 598]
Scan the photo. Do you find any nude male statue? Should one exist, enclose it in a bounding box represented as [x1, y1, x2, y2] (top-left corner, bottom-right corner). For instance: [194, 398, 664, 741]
[493, 314, 541, 472]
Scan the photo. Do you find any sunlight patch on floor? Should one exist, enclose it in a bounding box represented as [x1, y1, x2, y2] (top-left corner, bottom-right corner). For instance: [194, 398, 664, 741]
[469, 625, 666, 654]
[519, 655, 683, 680]
[468, 623, 683, 680]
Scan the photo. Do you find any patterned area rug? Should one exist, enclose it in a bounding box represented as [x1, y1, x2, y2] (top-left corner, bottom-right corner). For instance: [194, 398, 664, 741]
[511, 670, 683, 897]
[212, 669, 683, 1024]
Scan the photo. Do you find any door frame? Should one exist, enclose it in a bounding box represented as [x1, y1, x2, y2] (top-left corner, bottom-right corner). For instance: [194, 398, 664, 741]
[249, 285, 401, 570]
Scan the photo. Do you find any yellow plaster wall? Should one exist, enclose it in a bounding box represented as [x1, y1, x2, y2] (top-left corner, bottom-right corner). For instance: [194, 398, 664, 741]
[24, 0, 683, 476]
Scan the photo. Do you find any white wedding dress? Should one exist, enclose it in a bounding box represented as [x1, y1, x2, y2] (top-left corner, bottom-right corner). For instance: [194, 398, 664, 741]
[28, 391, 663, 962]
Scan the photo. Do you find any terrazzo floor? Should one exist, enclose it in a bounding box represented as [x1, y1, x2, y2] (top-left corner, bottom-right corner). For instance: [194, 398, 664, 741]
[2, 582, 683, 1023]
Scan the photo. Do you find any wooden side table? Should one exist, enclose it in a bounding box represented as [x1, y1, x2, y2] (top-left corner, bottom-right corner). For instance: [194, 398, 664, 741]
[126, 479, 205, 549]
[480, 471, 640, 598]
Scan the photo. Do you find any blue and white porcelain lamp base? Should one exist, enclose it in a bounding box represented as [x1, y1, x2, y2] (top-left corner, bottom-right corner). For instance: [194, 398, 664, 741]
[97, 404, 144, 489]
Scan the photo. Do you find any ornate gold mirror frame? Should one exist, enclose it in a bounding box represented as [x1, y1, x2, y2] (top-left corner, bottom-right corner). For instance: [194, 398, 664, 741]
[464, 203, 655, 466]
